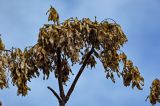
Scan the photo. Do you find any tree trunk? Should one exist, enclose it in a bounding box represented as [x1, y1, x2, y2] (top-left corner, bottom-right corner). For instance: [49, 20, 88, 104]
[59, 101, 65, 106]
[60, 104, 65, 106]
[0, 101, 2, 106]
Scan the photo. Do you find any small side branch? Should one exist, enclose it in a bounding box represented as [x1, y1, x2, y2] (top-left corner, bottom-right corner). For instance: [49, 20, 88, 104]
[65, 47, 94, 103]
[47, 86, 62, 102]
[0, 49, 12, 52]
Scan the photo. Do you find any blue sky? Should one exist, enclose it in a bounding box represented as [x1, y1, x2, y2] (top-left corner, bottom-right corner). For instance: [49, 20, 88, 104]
[0, 0, 160, 106]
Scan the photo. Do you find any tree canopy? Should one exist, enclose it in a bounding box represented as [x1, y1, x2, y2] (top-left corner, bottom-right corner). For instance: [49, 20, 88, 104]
[0, 6, 159, 106]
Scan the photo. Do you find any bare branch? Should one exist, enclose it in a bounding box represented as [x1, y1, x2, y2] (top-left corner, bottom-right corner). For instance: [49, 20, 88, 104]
[47, 86, 62, 102]
[57, 48, 65, 100]
[65, 47, 94, 102]
[0, 49, 12, 52]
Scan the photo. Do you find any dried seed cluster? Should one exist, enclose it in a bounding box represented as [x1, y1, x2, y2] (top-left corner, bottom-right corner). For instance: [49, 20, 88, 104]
[148, 79, 160, 105]
[0, 7, 144, 96]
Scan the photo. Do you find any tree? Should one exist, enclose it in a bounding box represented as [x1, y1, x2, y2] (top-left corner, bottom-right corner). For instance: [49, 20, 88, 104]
[0, 6, 159, 106]
[147, 79, 160, 105]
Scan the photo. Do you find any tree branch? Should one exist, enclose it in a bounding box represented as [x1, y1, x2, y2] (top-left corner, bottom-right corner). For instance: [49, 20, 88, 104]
[0, 49, 12, 52]
[65, 47, 94, 103]
[47, 86, 62, 102]
[57, 48, 65, 100]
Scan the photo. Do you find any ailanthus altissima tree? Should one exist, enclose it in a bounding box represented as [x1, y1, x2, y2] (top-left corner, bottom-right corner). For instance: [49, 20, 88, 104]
[0, 6, 159, 106]
[147, 79, 160, 105]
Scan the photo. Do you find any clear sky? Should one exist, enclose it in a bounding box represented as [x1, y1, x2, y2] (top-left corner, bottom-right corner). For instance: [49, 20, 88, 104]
[0, 0, 160, 106]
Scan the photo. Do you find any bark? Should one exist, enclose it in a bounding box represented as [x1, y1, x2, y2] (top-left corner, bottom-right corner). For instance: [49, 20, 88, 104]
[47, 86, 61, 103]
[59, 102, 65, 106]
[50, 47, 94, 106]
[65, 47, 94, 102]
[0, 101, 2, 106]
[57, 48, 65, 99]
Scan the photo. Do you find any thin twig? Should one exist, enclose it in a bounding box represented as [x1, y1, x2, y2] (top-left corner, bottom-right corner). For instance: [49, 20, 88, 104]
[47, 86, 62, 102]
[145, 96, 149, 101]
[101, 18, 117, 24]
[0, 49, 11, 52]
